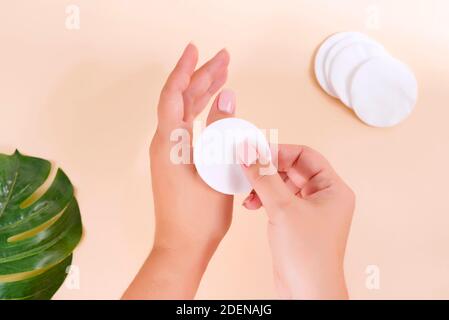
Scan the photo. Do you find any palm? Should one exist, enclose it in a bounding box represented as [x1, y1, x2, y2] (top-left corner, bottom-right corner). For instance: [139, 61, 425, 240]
[150, 44, 234, 247]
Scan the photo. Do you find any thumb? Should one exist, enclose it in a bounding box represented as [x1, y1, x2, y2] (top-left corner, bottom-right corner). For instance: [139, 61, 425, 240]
[238, 141, 294, 212]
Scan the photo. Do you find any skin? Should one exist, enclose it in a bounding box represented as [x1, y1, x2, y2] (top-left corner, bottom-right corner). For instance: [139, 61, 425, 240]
[239, 142, 355, 299]
[123, 44, 235, 299]
[122, 44, 355, 300]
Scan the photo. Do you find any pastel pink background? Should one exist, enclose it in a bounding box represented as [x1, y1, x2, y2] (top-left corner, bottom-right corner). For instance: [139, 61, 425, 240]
[1, 0, 448, 299]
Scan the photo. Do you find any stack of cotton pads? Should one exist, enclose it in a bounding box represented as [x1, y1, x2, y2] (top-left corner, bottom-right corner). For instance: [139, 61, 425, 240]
[315, 31, 418, 127]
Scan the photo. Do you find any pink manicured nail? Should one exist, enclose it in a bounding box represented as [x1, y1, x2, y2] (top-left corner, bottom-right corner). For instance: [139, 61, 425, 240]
[242, 192, 255, 206]
[237, 140, 258, 167]
[218, 89, 235, 114]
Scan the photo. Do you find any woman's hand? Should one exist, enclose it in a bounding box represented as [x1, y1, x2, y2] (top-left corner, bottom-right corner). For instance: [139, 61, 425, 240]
[239, 143, 355, 299]
[123, 44, 236, 299]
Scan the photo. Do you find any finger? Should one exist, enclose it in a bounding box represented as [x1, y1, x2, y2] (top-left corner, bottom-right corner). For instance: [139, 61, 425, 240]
[158, 43, 198, 129]
[243, 167, 301, 211]
[183, 49, 230, 122]
[238, 141, 294, 212]
[206, 89, 235, 125]
[242, 190, 262, 210]
[275, 144, 335, 190]
[195, 69, 229, 119]
[300, 172, 333, 199]
[277, 171, 302, 196]
[283, 175, 302, 197]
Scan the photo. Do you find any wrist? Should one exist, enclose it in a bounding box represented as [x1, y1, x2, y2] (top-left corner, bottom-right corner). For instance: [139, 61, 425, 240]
[123, 241, 215, 299]
[148, 242, 214, 298]
[153, 222, 224, 258]
[289, 260, 348, 300]
[151, 238, 217, 267]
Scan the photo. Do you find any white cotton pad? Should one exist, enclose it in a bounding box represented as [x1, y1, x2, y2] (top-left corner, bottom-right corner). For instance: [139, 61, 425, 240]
[194, 118, 271, 195]
[350, 56, 418, 128]
[324, 34, 383, 93]
[329, 41, 387, 108]
[314, 31, 363, 97]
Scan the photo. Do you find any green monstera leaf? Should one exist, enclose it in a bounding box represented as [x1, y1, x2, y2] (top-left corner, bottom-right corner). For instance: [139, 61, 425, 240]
[0, 150, 82, 300]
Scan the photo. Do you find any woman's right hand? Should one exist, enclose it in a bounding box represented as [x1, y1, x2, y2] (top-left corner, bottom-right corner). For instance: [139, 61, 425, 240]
[239, 143, 355, 299]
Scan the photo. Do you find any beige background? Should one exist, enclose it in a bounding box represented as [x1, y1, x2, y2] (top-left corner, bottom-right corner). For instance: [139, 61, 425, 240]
[1, 0, 448, 299]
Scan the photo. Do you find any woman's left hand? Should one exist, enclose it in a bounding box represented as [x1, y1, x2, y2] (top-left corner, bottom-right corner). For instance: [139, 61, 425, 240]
[123, 44, 236, 299]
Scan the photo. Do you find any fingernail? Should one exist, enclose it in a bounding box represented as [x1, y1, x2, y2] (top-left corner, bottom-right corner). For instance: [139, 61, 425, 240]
[237, 140, 258, 167]
[242, 192, 255, 206]
[184, 42, 195, 53]
[218, 89, 235, 114]
[215, 48, 228, 59]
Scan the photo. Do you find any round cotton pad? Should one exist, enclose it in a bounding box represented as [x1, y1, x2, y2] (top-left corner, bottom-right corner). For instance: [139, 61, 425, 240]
[194, 118, 271, 195]
[314, 31, 363, 97]
[350, 56, 418, 127]
[329, 42, 387, 108]
[324, 34, 383, 93]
